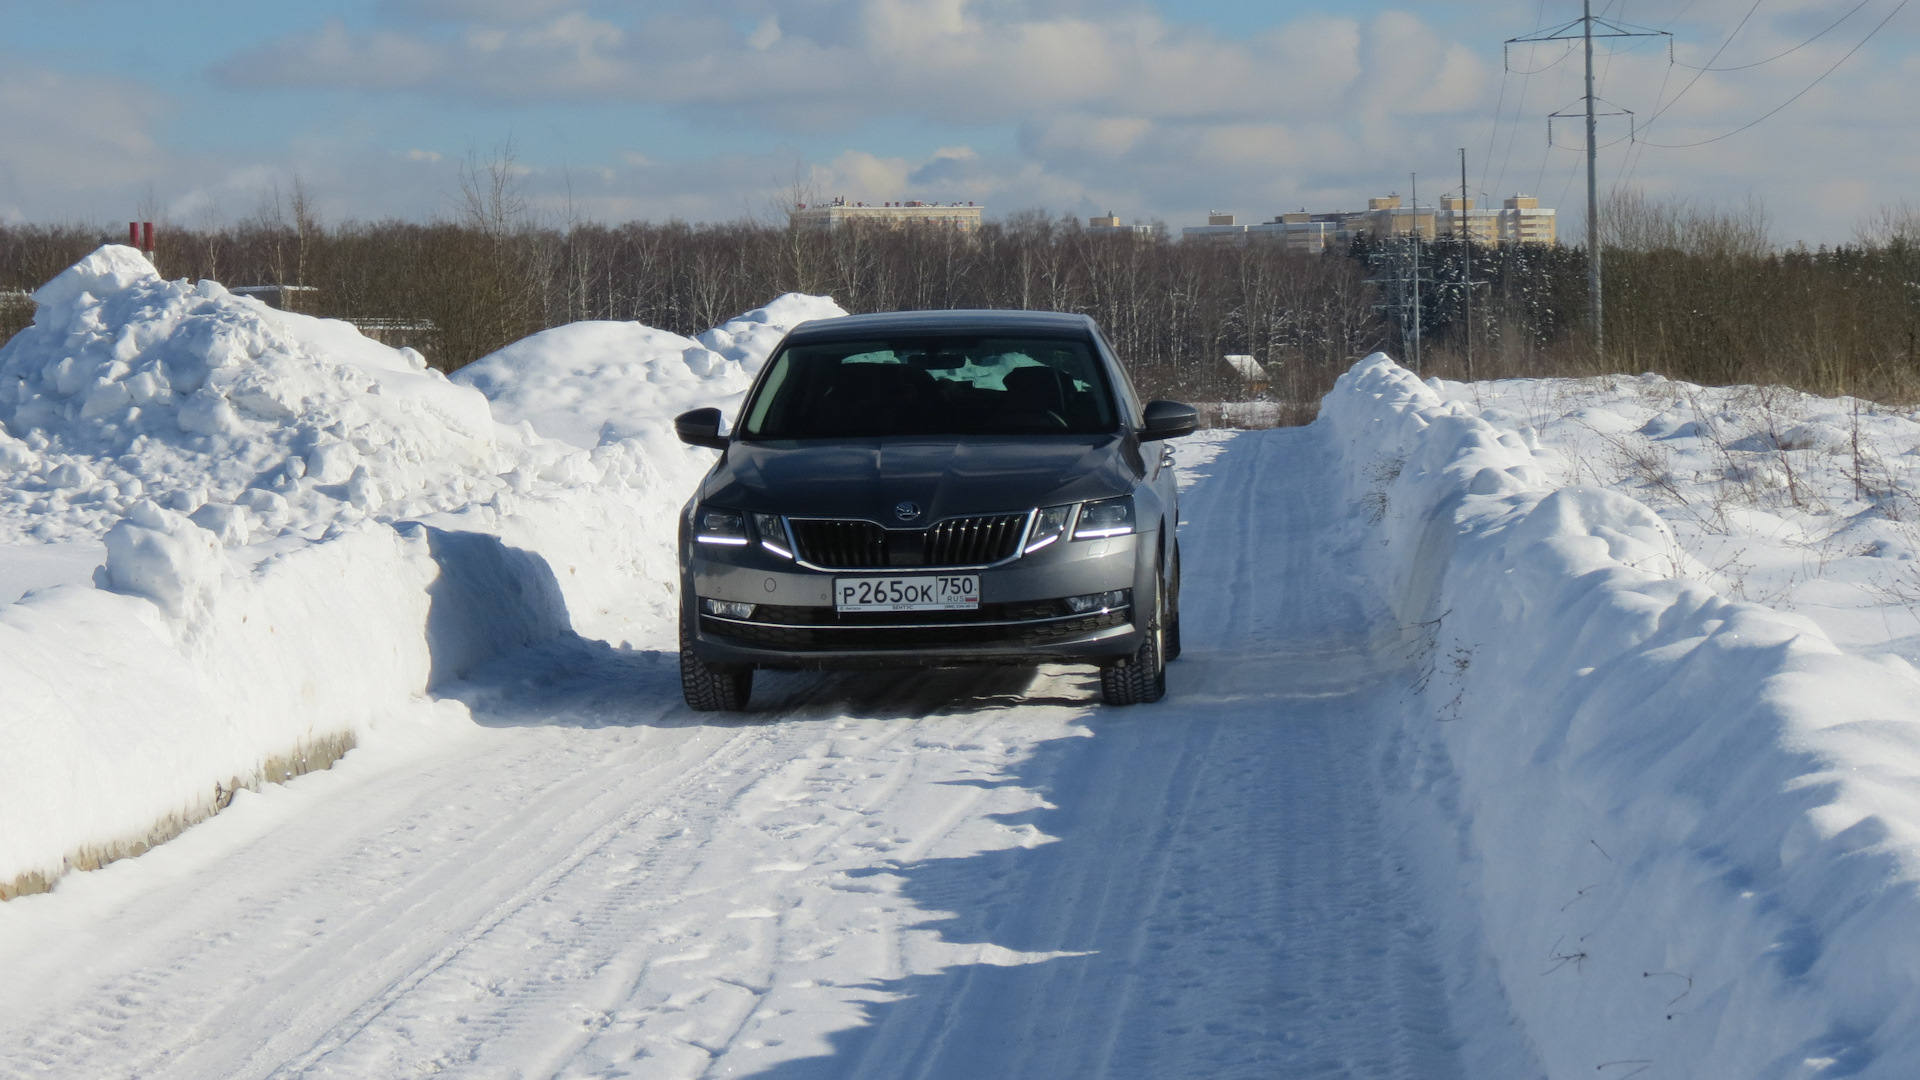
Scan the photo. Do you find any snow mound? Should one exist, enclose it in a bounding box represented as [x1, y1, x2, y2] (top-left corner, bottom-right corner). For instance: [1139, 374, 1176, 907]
[0, 246, 503, 545]
[697, 292, 849, 369]
[0, 246, 826, 898]
[1321, 354, 1920, 1079]
[453, 292, 845, 449]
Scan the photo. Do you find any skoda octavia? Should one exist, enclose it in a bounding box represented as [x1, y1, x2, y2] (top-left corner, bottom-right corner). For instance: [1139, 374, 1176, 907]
[673, 309, 1196, 710]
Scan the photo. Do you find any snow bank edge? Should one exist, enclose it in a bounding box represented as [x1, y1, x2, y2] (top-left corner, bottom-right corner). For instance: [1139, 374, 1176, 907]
[1319, 355, 1920, 1078]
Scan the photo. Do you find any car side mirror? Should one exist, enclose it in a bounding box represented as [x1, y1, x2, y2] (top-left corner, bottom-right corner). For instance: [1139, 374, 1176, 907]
[674, 407, 729, 450]
[1140, 400, 1199, 441]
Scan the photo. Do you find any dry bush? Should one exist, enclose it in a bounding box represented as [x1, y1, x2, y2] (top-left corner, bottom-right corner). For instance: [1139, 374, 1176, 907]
[6, 184, 1920, 417]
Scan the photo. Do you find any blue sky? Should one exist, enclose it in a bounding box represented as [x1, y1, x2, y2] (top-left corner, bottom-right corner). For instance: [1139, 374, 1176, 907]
[2, 1, 1915, 243]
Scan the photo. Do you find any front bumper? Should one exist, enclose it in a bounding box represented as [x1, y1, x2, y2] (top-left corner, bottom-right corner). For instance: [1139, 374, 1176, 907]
[684, 531, 1147, 669]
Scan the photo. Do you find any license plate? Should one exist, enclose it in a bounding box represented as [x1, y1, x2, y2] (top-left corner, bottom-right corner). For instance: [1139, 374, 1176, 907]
[835, 575, 980, 612]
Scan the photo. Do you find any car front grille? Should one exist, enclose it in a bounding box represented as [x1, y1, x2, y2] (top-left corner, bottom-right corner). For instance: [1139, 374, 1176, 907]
[788, 513, 1027, 568]
[787, 519, 887, 568]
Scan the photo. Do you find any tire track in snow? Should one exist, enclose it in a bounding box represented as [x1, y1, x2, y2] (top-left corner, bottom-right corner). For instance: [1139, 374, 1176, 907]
[0, 426, 1522, 1079]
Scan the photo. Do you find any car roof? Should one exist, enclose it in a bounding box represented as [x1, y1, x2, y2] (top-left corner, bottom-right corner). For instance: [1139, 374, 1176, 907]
[782, 308, 1098, 342]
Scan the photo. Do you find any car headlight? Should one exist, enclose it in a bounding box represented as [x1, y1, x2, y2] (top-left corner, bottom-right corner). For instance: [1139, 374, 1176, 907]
[1024, 504, 1074, 554]
[694, 505, 750, 546]
[753, 512, 793, 559]
[1074, 495, 1135, 539]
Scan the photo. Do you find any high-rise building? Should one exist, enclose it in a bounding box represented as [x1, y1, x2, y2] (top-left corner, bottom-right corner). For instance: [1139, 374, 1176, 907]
[1497, 195, 1556, 245]
[1436, 195, 1500, 243]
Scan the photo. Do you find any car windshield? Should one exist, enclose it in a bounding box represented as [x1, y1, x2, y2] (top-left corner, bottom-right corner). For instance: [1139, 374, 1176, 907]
[740, 334, 1119, 439]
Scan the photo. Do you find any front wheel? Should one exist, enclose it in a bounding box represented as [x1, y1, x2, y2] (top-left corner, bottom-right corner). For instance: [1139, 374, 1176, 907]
[1164, 542, 1183, 662]
[680, 619, 752, 712]
[1101, 582, 1167, 706]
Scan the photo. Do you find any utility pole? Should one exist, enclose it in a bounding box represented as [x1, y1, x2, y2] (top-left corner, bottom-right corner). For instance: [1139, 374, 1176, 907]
[1410, 173, 1424, 373]
[1507, 6, 1668, 364]
[1583, 0, 1598, 358]
[1459, 148, 1472, 382]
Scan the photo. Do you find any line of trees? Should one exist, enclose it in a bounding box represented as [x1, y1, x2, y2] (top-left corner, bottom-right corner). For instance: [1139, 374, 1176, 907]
[6, 186, 1920, 418]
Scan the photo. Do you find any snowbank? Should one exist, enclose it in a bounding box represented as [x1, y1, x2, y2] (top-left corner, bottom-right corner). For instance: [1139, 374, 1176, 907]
[1439, 375, 1920, 663]
[451, 292, 846, 448]
[0, 247, 500, 545]
[0, 246, 838, 898]
[1320, 355, 1920, 1078]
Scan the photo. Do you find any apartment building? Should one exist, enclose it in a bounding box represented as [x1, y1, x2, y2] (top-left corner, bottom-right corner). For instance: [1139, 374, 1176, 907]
[1496, 195, 1556, 245]
[790, 197, 983, 233]
[1086, 212, 1164, 239]
[1183, 194, 1556, 248]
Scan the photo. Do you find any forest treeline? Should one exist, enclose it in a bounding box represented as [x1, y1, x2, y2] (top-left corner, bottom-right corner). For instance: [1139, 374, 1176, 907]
[5, 189, 1920, 421]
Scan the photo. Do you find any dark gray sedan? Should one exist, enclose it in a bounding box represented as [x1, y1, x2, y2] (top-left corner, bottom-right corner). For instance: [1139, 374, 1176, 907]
[673, 309, 1196, 710]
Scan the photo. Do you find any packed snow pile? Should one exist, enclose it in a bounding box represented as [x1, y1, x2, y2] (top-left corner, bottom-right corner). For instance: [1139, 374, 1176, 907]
[0, 245, 836, 898]
[452, 292, 846, 448]
[0, 247, 502, 545]
[1320, 355, 1920, 1078]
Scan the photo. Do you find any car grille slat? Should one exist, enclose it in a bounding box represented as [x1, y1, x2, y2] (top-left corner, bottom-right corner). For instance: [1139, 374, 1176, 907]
[789, 513, 1027, 569]
[789, 519, 888, 568]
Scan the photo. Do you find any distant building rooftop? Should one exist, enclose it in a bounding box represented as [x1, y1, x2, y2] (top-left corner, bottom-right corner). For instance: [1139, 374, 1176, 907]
[1182, 193, 1557, 248]
[791, 198, 983, 233]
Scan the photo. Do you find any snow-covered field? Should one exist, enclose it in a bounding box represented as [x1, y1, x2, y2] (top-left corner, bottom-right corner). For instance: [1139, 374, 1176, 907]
[1449, 373, 1920, 661]
[1, 247, 1918, 1078]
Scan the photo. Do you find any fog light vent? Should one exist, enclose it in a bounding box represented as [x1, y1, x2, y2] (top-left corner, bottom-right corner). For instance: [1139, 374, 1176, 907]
[702, 598, 757, 619]
[1063, 589, 1129, 614]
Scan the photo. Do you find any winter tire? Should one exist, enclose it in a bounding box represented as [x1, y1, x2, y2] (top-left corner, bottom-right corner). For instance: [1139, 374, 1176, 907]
[681, 620, 752, 711]
[1101, 578, 1167, 706]
[1164, 542, 1183, 662]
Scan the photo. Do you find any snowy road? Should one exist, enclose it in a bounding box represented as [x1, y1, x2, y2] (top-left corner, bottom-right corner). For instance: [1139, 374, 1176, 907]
[0, 428, 1515, 1079]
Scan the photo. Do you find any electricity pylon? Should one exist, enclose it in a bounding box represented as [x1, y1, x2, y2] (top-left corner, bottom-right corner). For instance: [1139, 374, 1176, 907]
[1507, 3, 1669, 363]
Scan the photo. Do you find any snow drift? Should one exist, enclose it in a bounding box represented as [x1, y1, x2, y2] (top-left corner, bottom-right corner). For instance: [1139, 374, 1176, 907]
[1321, 355, 1920, 1078]
[0, 247, 839, 898]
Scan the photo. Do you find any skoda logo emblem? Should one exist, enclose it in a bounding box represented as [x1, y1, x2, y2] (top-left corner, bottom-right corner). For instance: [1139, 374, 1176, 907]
[894, 501, 921, 521]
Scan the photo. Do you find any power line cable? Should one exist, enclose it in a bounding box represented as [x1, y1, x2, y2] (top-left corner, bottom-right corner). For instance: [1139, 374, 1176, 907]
[1506, 42, 1579, 74]
[1672, 0, 1873, 70]
[1490, 0, 1551, 201]
[1640, 0, 1767, 126]
[1619, 33, 1679, 185]
[1638, 0, 1909, 147]
[1618, 0, 1713, 186]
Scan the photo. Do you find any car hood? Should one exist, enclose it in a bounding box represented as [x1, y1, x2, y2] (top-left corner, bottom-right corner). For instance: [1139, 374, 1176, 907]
[702, 435, 1140, 520]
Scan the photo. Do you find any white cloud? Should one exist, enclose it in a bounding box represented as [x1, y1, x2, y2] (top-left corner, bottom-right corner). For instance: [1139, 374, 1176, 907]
[747, 15, 782, 51]
[1, 1, 1914, 243]
[212, 2, 1472, 128]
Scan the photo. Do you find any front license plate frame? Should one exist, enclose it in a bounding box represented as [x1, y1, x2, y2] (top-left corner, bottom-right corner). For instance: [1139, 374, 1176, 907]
[835, 575, 981, 612]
